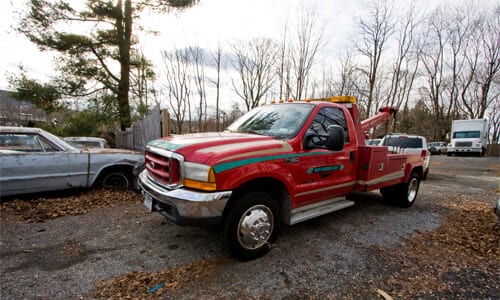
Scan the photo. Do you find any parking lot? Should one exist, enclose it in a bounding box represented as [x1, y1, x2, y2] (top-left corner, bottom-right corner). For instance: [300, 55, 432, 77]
[1, 155, 499, 299]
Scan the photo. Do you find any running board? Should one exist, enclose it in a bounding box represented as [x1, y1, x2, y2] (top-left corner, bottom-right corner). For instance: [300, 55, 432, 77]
[290, 198, 355, 225]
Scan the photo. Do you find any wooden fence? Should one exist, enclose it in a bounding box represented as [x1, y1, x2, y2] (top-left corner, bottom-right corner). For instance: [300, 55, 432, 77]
[115, 106, 170, 152]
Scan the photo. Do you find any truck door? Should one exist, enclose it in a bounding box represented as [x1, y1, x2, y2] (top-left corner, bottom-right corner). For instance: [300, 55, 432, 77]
[292, 106, 356, 207]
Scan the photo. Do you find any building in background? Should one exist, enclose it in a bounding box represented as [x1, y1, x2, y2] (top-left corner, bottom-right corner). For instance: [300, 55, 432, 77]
[0, 90, 48, 126]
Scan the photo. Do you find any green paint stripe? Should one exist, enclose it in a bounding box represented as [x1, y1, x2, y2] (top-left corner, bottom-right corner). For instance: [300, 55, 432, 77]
[213, 151, 331, 173]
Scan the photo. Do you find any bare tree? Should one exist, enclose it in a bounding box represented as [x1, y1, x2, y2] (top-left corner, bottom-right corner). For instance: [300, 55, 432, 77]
[355, 0, 395, 117]
[161, 47, 191, 134]
[336, 51, 358, 97]
[443, 2, 479, 120]
[276, 21, 289, 101]
[320, 50, 360, 98]
[419, 2, 499, 141]
[459, 6, 500, 119]
[231, 38, 278, 111]
[479, 6, 500, 115]
[488, 99, 500, 145]
[386, 1, 421, 133]
[130, 51, 156, 117]
[420, 5, 453, 140]
[189, 46, 207, 132]
[210, 45, 223, 131]
[289, 9, 324, 101]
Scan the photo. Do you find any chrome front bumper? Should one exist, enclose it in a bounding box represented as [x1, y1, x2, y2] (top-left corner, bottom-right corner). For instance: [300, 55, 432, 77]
[138, 170, 232, 226]
[447, 147, 481, 153]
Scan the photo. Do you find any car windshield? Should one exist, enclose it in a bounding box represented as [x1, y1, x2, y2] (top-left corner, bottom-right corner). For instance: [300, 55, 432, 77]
[68, 141, 103, 148]
[383, 136, 423, 148]
[226, 103, 314, 139]
[366, 139, 381, 145]
[453, 131, 480, 138]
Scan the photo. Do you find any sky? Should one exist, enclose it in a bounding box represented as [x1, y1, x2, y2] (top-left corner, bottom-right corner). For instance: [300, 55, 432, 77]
[0, 0, 365, 111]
[0, 0, 359, 86]
[0, 0, 496, 112]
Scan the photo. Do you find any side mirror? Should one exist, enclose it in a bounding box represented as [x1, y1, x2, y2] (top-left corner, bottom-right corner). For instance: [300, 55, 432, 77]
[303, 133, 326, 149]
[325, 125, 344, 151]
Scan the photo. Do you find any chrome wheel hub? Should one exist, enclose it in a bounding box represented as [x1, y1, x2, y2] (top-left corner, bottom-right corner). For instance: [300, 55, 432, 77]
[237, 205, 274, 250]
[407, 177, 418, 203]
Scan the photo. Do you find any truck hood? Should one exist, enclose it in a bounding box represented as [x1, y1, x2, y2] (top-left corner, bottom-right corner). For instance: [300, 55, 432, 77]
[148, 132, 293, 165]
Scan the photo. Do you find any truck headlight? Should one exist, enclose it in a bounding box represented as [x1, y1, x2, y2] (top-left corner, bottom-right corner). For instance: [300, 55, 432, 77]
[183, 162, 216, 191]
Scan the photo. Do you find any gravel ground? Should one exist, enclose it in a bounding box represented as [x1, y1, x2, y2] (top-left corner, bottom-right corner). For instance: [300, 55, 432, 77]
[1, 155, 498, 299]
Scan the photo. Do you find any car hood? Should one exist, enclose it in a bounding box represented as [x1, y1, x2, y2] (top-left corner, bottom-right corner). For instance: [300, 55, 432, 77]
[147, 132, 293, 165]
[87, 148, 141, 155]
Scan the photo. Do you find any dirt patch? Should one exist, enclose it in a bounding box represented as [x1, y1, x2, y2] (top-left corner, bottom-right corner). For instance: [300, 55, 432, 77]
[94, 257, 227, 299]
[1, 188, 142, 223]
[375, 199, 499, 298]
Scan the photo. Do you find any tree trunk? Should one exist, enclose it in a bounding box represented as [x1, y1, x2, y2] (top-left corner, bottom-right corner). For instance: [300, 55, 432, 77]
[117, 0, 132, 130]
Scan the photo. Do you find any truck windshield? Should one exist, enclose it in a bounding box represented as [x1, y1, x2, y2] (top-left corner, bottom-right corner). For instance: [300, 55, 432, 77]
[453, 131, 480, 138]
[227, 103, 314, 139]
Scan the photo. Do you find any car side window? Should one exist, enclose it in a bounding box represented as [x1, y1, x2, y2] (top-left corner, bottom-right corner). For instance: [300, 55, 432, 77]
[37, 136, 60, 152]
[309, 107, 350, 143]
[0, 133, 59, 152]
[0, 134, 37, 151]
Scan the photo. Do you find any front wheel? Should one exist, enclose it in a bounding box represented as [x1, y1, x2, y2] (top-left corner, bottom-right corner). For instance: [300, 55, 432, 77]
[100, 170, 132, 189]
[223, 192, 280, 261]
[381, 172, 420, 208]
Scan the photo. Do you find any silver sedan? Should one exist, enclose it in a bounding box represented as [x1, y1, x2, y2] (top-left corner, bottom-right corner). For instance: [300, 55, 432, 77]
[0, 126, 144, 197]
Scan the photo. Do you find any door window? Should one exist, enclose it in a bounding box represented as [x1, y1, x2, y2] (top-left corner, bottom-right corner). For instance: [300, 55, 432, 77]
[308, 107, 350, 143]
[0, 133, 60, 152]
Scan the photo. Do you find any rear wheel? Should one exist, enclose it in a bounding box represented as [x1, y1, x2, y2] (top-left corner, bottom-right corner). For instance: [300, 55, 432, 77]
[422, 168, 429, 180]
[223, 192, 280, 261]
[381, 172, 420, 207]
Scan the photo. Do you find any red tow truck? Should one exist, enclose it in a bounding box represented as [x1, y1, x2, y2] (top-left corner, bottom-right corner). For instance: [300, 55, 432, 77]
[139, 96, 425, 260]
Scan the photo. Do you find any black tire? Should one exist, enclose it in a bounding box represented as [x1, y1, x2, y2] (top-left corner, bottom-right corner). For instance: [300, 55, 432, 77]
[381, 172, 420, 208]
[422, 168, 429, 180]
[100, 170, 132, 189]
[223, 192, 280, 261]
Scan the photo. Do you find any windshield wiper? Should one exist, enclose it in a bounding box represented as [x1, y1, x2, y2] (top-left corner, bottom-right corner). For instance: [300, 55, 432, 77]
[246, 130, 266, 136]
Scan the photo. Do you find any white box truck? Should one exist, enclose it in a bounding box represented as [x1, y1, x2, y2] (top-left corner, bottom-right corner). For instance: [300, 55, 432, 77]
[447, 119, 488, 156]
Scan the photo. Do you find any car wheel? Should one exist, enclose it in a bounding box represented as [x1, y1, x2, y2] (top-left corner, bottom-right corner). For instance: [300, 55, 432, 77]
[422, 168, 428, 180]
[223, 192, 280, 261]
[381, 172, 420, 208]
[101, 170, 132, 189]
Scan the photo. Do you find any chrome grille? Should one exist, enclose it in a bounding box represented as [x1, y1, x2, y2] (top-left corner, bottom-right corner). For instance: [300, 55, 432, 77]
[145, 148, 182, 188]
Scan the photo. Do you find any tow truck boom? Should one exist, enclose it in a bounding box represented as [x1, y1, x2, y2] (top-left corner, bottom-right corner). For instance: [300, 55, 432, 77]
[360, 107, 397, 132]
